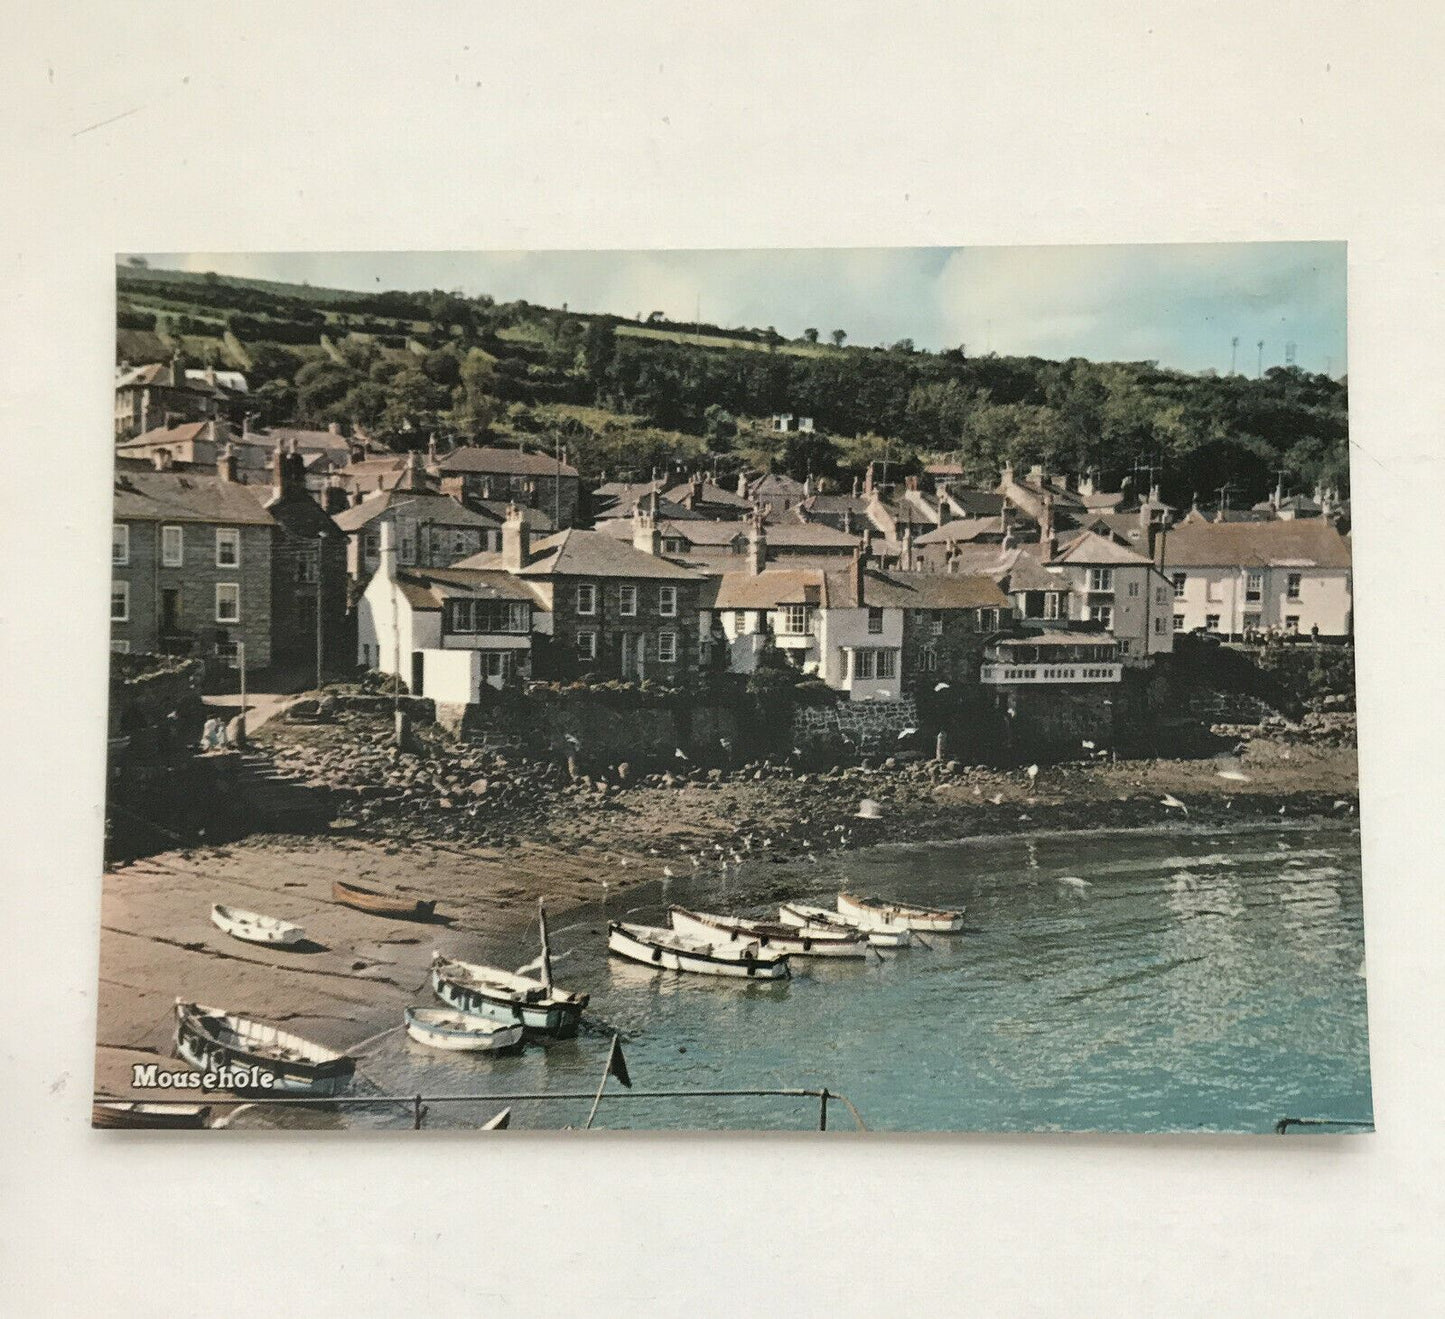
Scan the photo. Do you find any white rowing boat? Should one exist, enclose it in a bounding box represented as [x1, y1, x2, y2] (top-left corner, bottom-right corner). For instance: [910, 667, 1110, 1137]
[607, 921, 791, 979]
[837, 893, 965, 933]
[173, 1001, 355, 1096]
[403, 1007, 524, 1054]
[778, 901, 913, 948]
[210, 903, 306, 947]
[669, 906, 867, 959]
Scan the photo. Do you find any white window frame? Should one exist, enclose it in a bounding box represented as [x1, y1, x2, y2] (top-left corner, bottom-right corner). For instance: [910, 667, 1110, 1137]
[112, 523, 130, 566]
[1094, 605, 1114, 630]
[1045, 593, 1061, 620]
[451, 600, 476, 634]
[619, 584, 638, 617]
[577, 583, 598, 617]
[110, 580, 130, 622]
[1172, 572, 1187, 598]
[658, 585, 678, 618]
[657, 631, 678, 663]
[215, 527, 240, 568]
[1089, 568, 1114, 592]
[1286, 573, 1302, 601]
[483, 651, 512, 679]
[1127, 580, 1140, 598]
[1245, 571, 1263, 602]
[877, 649, 897, 679]
[215, 582, 241, 624]
[576, 629, 598, 660]
[867, 608, 884, 635]
[1173, 614, 1185, 631]
[1285, 615, 1300, 633]
[162, 524, 184, 567]
[783, 604, 809, 635]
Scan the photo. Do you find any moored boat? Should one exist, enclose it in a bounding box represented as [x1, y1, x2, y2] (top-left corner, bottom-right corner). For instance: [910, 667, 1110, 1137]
[403, 1007, 524, 1054]
[333, 878, 437, 920]
[210, 903, 306, 947]
[92, 1100, 211, 1130]
[779, 901, 913, 947]
[608, 921, 791, 979]
[173, 1000, 356, 1096]
[837, 893, 965, 933]
[669, 905, 867, 959]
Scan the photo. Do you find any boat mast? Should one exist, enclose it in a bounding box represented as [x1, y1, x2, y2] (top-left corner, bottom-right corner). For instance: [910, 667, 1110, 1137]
[537, 899, 554, 991]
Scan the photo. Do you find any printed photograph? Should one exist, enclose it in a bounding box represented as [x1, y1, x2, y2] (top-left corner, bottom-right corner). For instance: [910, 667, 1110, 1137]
[96, 244, 1369, 1132]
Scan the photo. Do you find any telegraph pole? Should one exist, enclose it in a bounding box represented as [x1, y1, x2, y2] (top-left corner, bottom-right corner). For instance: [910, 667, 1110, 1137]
[1230, 336, 1239, 375]
[1257, 340, 1264, 377]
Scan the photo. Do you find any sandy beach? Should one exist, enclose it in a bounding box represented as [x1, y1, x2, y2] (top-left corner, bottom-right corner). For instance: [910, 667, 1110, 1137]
[94, 713, 1358, 1103]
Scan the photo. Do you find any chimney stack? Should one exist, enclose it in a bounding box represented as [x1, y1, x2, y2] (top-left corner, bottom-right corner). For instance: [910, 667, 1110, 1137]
[746, 509, 767, 576]
[1040, 492, 1056, 561]
[218, 444, 237, 483]
[850, 548, 866, 607]
[900, 523, 915, 571]
[633, 491, 662, 556]
[736, 471, 749, 498]
[501, 503, 531, 572]
[379, 518, 398, 581]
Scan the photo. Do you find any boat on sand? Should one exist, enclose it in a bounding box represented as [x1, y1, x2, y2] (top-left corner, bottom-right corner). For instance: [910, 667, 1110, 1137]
[173, 1000, 355, 1096]
[210, 904, 305, 947]
[333, 878, 437, 920]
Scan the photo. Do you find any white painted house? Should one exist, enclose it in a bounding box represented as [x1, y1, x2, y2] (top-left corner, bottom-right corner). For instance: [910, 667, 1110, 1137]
[1048, 529, 1175, 666]
[356, 522, 544, 702]
[1161, 518, 1353, 638]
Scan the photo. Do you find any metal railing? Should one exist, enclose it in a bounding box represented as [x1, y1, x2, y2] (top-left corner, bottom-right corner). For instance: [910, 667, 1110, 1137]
[98, 1086, 870, 1131]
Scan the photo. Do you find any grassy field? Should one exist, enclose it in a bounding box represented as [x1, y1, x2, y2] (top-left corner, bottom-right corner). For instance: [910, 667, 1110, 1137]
[614, 323, 841, 358]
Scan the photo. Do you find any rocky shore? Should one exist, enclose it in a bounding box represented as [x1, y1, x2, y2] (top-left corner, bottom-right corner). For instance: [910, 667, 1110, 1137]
[94, 706, 1358, 1103]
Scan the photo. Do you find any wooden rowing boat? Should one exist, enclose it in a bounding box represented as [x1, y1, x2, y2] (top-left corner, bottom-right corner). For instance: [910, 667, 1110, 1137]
[173, 1000, 355, 1096]
[481, 1108, 512, 1130]
[836, 893, 965, 933]
[210, 903, 305, 947]
[669, 906, 867, 959]
[333, 878, 437, 920]
[608, 921, 791, 979]
[778, 901, 913, 947]
[403, 1007, 524, 1054]
[92, 1100, 211, 1130]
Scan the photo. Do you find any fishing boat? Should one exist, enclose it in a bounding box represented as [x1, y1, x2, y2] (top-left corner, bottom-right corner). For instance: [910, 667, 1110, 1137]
[210, 904, 306, 947]
[778, 901, 913, 948]
[92, 1100, 211, 1130]
[608, 921, 791, 979]
[403, 1007, 524, 1054]
[333, 878, 437, 920]
[481, 1108, 512, 1130]
[837, 893, 965, 933]
[173, 1001, 356, 1096]
[431, 901, 589, 1039]
[669, 905, 867, 959]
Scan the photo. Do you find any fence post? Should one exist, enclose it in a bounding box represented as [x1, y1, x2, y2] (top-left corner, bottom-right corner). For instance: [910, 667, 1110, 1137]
[819, 1088, 829, 1131]
[413, 1094, 426, 1129]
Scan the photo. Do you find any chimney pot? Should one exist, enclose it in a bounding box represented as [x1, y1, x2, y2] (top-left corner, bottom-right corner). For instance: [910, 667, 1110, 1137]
[501, 502, 531, 572]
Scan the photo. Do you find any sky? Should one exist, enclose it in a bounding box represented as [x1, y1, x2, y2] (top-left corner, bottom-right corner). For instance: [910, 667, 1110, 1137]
[138, 243, 1347, 377]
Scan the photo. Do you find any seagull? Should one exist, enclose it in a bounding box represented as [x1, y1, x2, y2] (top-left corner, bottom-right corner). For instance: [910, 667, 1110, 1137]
[1278, 805, 1287, 815]
[1081, 740, 1095, 750]
[619, 857, 632, 868]
[1216, 769, 1250, 782]
[664, 865, 675, 877]
[1333, 799, 1351, 810]
[563, 733, 581, 747]
[991, 793, 1004, 805]
[897, 727, 917, 740]
[675, 748, 689, 761]
[1161, 794, 1189, 816]
[719, 737, 732, 750]
[934, 681, 950, 692]
[1056, 876, 1090, 890]
[1025, 764, 1039, 783]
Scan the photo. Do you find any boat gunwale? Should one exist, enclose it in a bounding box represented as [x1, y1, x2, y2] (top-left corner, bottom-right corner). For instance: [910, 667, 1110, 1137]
[608, 920, 792, 972]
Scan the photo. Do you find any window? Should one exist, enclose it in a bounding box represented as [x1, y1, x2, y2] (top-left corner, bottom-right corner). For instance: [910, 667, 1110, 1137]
[1173, 614, 1185, 631]
[1287, 573, 1302, 600]
[215, 528, 240, 568]
[853, 649, 875, 679]
[658, 585, 678, 618]
[1127, 580, 1140, 598]
[483, 652, 513, 679]
[1094, 605, 1113, 629]
[1155, 586, 1167, 605]
[576, 629, 597, 660]
[1246, 572, 1263, 603]
[1172, 572, 1186, 598]
[878, 650, 897, 678]
[215, 583, 240, 623]
[1285, 615, 1300, 633]
[783, 605, 809, 635]
[867, 607, 884, 634]
[1045, 593, 1061, 621]
[619, 584, 638, 617]
[1089, 568, 1114, 592]
[297, 549, 319, 584]
[399, 531, 416, 566]
[1153, 616, 1165, 635]
[733, 609, 749, 634]
[364, 531, 380, 562]
[930, 610, 944, 636]
[920, 648, 937, 672]
[112, 524, 129, 566]
[1205, 613, 1220, 632]
[1243, 612, 1262, 632]
[657, 631, 678, 663]
[662, 537, 685, 555]
[452, 600, 529, 634]
[162, 525, 184, 567]
[110, 581, 130, 621]
[577, 583, 597, 616]
[110, 639, 131, 654]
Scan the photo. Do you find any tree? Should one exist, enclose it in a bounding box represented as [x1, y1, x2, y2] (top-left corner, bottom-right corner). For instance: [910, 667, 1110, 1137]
[803, 328, 819, 344]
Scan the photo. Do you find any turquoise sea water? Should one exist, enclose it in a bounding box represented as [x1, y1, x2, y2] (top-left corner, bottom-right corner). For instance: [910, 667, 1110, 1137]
[326, 821, 1373, 1133]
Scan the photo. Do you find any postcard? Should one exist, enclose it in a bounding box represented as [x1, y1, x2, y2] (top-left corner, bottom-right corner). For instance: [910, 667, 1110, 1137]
[95, 245, 1369, 1132]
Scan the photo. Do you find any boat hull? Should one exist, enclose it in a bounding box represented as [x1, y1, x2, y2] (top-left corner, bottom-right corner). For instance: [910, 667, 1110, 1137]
[333, 880, 437, 920]
[837, 893, 965, 933]
[608, 923, 791, 979]
[210, 905, 305, 947]
[404, 1009, 524, 1053]
[174, 1003, 355, 1097]
[430, 966, 585, 1039]
[669, 907, 866, 959]
[779, 903, 913, 947]
[92, 1101, 211, 1130]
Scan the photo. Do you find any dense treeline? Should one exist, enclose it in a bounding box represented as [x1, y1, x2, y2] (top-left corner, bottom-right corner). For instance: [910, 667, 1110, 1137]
[117, 269, 1350, 504]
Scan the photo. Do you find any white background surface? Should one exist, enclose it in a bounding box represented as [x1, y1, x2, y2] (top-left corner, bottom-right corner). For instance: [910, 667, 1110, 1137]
[1, 4, 1441, 1314]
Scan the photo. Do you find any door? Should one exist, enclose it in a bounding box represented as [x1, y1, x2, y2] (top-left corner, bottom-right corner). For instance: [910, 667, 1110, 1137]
[161, 588, 181, 633]
[411, 650, 424, 696]
[621, 633, 637, 679]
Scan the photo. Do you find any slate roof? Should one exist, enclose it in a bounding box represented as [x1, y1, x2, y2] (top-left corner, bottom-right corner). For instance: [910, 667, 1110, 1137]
[457, 529, 701, 580]
[434, 445, 578, 478]
[332, 490, 496, 533]
[826, 568, 1012, 611]
[714, 570, 825, 609]
[1051, 529, 1154, 566]
[389, 567, 544, 611]
[914, 516, 1005, 546]
[113, 468, 276, 526]
[1161, 519, 1353, 569]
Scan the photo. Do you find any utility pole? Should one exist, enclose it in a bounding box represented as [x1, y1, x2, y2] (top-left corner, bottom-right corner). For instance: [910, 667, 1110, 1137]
[1257, 340, 1265, 377]
[315, 531, 326, 693]
[1230, 336, 1239, 375]
[235, 640, 247, 748]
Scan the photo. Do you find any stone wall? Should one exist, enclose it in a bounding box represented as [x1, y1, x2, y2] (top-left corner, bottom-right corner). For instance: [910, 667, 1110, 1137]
[793, 697, 921, 755]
